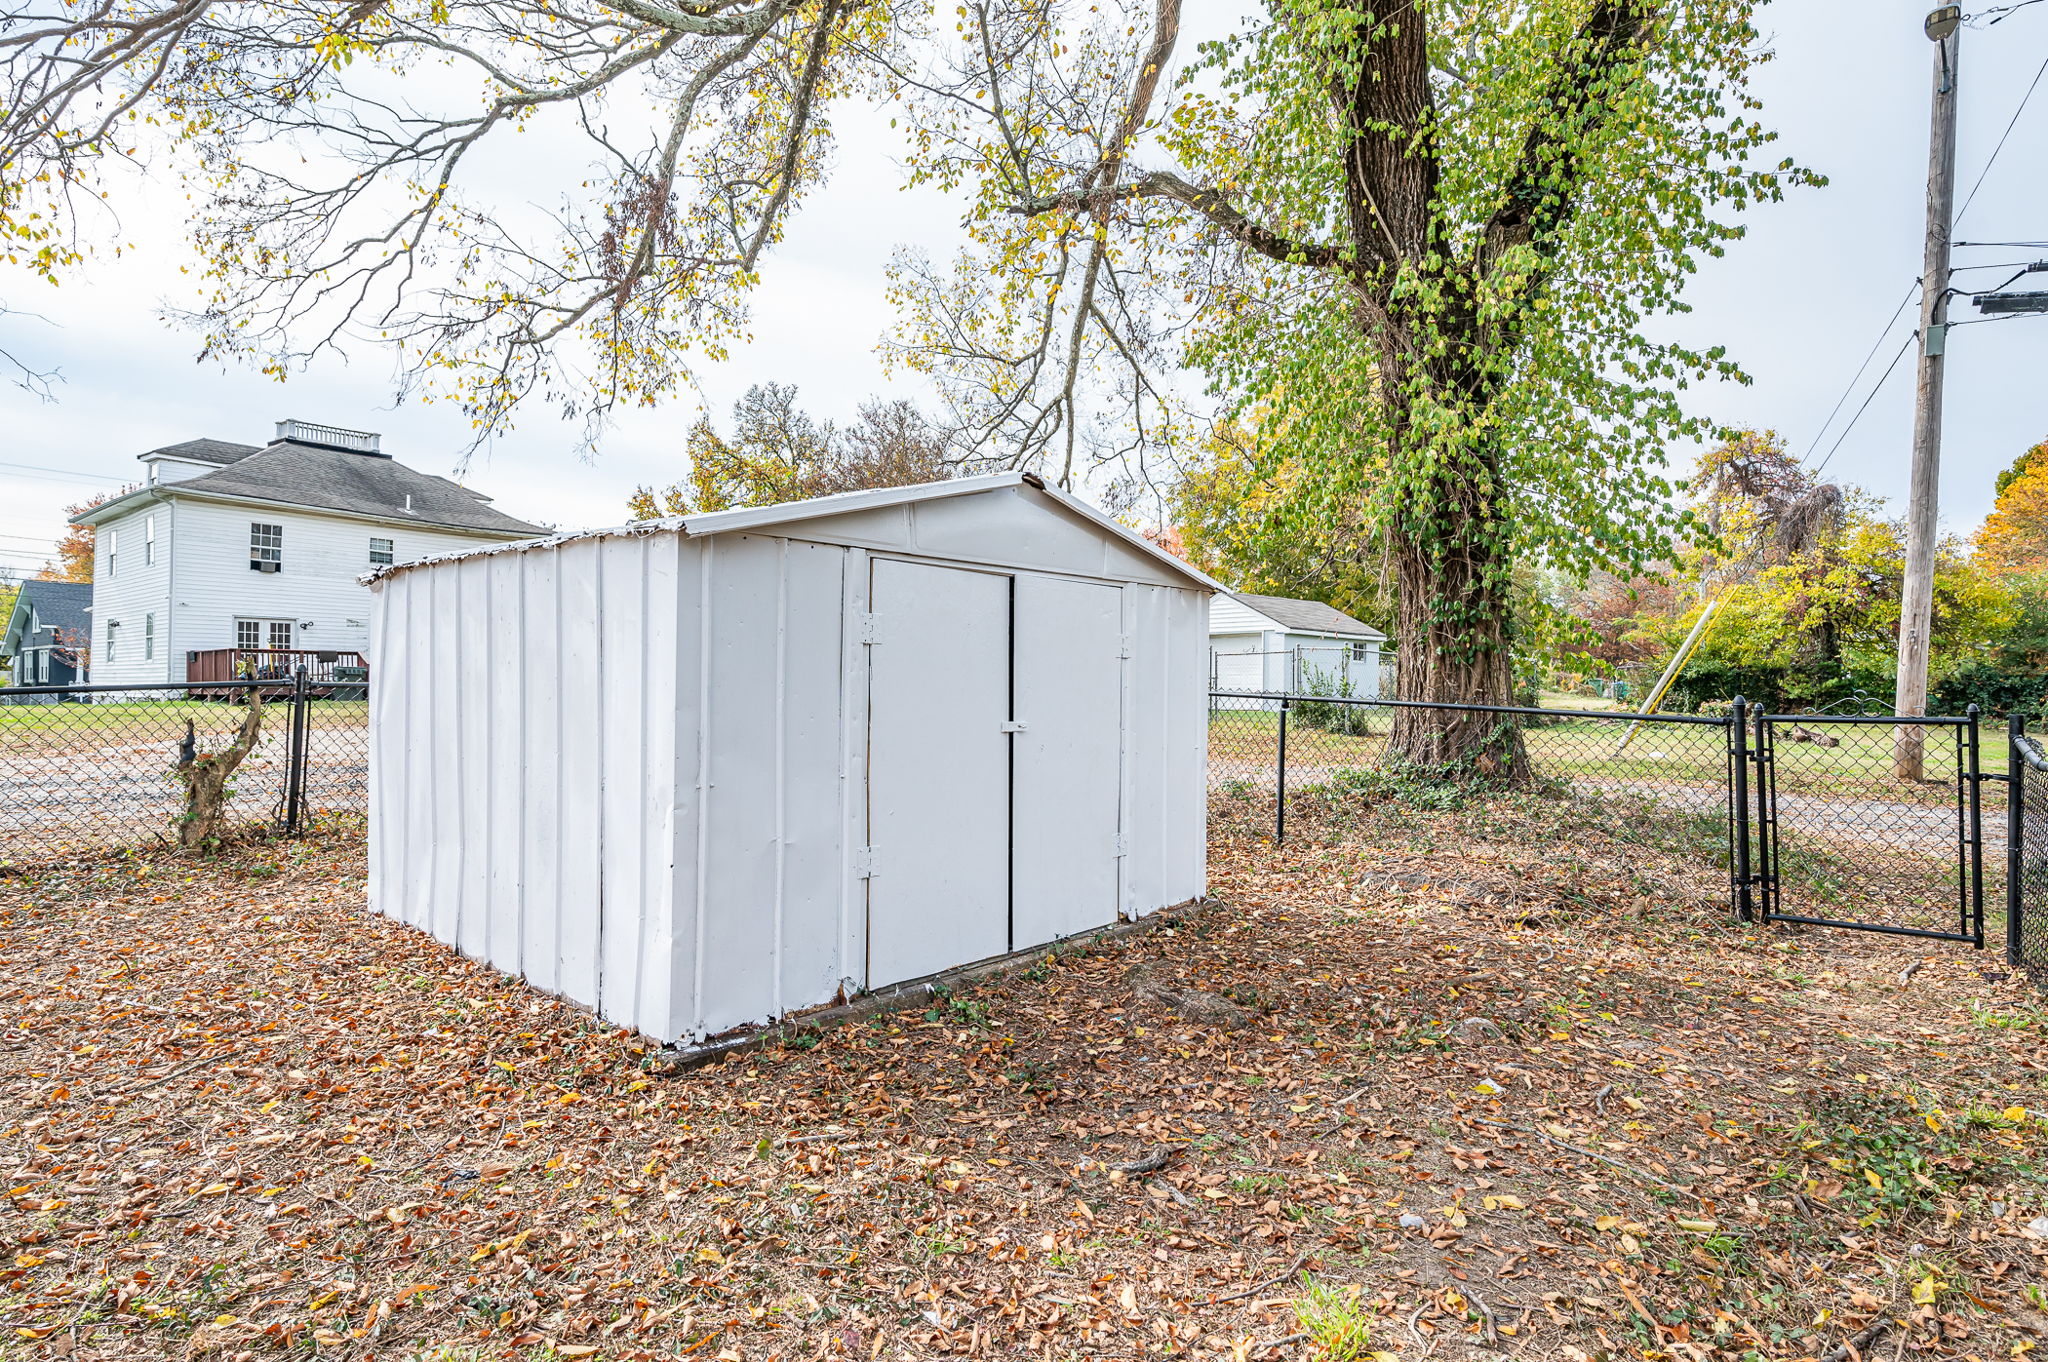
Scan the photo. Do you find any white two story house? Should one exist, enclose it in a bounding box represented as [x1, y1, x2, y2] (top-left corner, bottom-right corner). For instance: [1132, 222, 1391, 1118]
[75, 420, 548, 686]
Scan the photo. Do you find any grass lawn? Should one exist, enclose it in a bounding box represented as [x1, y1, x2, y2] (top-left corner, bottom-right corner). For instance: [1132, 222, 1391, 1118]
[4, 806, 2045, 1361]
[0, 698, 367, 753]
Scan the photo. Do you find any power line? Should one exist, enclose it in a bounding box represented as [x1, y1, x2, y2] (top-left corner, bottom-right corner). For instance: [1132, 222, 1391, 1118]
[1800, 281, 1919, 465]
[0, 460, 126, 483]
[1956, 52, 2048, 224]
[1814, 330, 1919, 475]
[1967, 0, 2045, 25]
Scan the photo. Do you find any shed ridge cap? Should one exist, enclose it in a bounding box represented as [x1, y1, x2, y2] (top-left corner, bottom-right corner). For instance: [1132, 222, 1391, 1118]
[364, 472, 1223, 594]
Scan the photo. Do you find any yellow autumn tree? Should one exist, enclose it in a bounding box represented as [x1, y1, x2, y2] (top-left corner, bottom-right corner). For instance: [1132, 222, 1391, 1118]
[1976, 440, 2048, 574]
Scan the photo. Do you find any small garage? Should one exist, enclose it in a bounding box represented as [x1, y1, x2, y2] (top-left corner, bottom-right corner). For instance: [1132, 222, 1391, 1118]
[364, 472, 1216, 1044]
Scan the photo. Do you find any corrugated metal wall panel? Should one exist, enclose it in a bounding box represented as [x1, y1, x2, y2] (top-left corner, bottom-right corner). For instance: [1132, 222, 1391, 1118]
[835, 550, 871, 995]
[775, 540, 850, 1020]
[519, 550, 564, 996]
[398, 571, 435, 930]
[634, 534, 683, 1040]
[454, 556, 493, 960]
[597, 536, 649, 1030]
[486, 554, 525, 970]
[1121, 583, 1171, 919]
[663, 538, 708, 1044]
[426, 565, 462, 940]
[366, 571, 401, 922]
[1164, 587, 1209, 903]
[553, 538, 604, 1009]
[697, 534, 780, 1033]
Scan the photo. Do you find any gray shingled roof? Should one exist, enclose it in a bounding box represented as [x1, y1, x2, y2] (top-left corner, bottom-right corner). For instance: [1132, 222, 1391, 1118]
[147, 438, 263, 466]
[1230, 591, 1386, 640]
[82, 440, 546, 537]
[2, 580, 92, 657]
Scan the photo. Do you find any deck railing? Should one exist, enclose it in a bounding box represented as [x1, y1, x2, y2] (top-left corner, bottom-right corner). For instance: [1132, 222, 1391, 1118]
[186, 648, 368, 690]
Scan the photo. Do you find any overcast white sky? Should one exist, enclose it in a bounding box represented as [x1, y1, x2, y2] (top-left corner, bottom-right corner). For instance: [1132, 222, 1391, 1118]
[2, 0, 2044, 582]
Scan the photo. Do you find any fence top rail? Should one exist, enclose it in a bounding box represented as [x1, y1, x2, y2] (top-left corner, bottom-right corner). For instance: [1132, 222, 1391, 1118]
[2017, 734, 2048, 773]
[1759, 711, 1977, 727]
[1208, 689, 1729, 726]
[0, 679, 292, 696]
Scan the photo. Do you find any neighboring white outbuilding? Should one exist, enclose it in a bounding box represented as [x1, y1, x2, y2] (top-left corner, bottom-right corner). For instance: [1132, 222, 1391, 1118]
[364, 472, 1218, 1044]
[1209, 592, 1387, 701]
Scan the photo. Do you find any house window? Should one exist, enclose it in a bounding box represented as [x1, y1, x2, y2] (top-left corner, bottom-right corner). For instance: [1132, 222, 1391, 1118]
[369, 537, 395, 565]
[237, 618, 294, 652]
[250, 522, 283, 572]
[105, 621, 119, 663]
[144, 613, 155, 661]
[1349, 641, 1370, 662]
[106, 528, 118, 579]
[145, 515, 156, 567]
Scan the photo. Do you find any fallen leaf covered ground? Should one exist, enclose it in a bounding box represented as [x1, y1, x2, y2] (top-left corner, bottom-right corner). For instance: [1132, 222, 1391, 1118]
[3, 789, 2046, 1362]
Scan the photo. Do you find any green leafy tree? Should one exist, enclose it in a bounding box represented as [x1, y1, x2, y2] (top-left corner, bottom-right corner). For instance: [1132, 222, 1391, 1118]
[891, 0, 1813, 773]
[1169, 422, 1393, 632]
[629, 385, 957, 518]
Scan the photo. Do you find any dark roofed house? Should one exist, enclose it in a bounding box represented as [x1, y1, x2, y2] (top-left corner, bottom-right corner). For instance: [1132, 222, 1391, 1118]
[1, 580, 94, 697]
[69, 420, 548, 687]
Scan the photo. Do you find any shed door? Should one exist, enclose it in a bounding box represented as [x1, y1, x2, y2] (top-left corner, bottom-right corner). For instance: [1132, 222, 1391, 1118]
[866, 559, 1012, 987]
[1012, 576, 1123, 947]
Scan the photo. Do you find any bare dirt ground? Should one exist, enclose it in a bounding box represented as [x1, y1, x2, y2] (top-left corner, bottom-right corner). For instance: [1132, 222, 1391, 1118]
[2, 792, 2046, 1362]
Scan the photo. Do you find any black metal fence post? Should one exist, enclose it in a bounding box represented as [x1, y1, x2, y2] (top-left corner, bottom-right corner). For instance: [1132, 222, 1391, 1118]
[2010, 712, 2025, 967]
[285, 667, 309, 835]
[1731, 696, 1752, 922]
[1275, 696, 1289, 844]
[1967, 704, 1985, 949]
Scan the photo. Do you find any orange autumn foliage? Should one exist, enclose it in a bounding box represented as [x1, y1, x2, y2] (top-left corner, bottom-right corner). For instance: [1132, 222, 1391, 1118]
[1976, 441, 2048, 574]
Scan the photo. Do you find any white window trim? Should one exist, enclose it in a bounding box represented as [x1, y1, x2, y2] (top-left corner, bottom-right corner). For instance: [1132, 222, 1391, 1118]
[250, 521, 284, 571]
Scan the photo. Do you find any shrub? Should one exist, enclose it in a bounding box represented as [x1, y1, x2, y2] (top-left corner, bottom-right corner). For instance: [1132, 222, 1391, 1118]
[1292, 663, 1376, 735]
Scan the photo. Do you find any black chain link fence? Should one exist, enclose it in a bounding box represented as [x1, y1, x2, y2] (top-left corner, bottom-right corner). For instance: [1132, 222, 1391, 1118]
[1207, 690, 1734, 841]
[0, 676, 367, 865]
[2009, 727, 2048, 984]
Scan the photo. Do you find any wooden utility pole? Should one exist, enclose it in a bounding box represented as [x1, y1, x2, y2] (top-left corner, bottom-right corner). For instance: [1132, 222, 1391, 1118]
[1895, 4, 1962, 781]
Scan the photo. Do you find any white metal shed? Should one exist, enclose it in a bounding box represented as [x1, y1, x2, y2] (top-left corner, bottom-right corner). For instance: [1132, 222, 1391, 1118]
[363, 473, 1217, 1044]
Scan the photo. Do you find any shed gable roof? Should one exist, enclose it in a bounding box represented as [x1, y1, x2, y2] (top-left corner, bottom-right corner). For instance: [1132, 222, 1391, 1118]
[361, 473, 1225, 592]
[1225, 592, 1385, 640]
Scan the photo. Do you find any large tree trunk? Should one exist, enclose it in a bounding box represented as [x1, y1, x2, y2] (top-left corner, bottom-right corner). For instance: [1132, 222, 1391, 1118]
[1385, 433, 1531, 781]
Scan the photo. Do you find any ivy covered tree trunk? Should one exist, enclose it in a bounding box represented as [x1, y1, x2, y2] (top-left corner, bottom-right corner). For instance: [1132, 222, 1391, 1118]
[1386, 429, 1530, 778]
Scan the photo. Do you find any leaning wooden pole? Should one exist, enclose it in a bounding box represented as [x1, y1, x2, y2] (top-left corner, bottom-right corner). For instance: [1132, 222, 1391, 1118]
[1613, 598, 1721, 756]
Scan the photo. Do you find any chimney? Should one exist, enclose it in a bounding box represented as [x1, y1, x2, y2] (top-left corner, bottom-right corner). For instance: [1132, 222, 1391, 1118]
[274, 419, 384, 455]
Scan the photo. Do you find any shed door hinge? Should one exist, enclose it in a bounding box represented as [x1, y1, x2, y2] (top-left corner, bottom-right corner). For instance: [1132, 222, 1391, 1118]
[1118, 633, 1133, 659]
[1000, 720, 1028, 733]
[855, 612, 879, 644]
[854, 847, 878, 878]
[1113, 833, 1129, 858]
